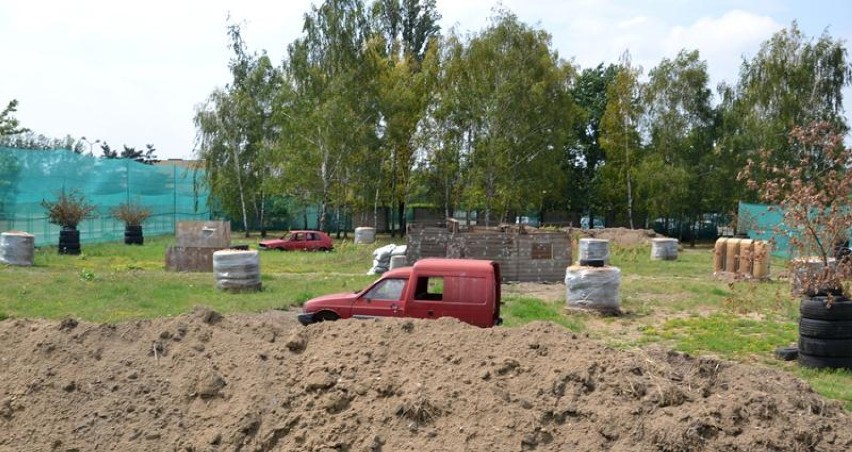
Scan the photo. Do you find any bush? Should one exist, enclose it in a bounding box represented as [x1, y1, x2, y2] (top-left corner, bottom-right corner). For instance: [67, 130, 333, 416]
[40, 189, 97, 228]
[111, 202, 152, 226]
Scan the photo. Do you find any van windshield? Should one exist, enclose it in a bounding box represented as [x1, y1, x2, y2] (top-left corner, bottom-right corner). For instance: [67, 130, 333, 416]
[363, 278, 407, 301]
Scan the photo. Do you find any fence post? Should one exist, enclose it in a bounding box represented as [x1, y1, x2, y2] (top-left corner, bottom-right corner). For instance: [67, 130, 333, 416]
[173, 165, 177, 231]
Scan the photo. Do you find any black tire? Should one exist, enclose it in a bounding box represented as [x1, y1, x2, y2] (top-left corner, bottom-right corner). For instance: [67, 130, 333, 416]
[798, 318, 852, 339]
[797, 352, 852, 370]
[774, 346, 798, 361]
[59, 229, 79, 240]
[800, 296, 852, 320]
[798, 336, 852, 357]
[59, 246, 81, 255]
[314, 311, 339, 322]
[58, 228, 81, 254]
[579, 259, 605, 267]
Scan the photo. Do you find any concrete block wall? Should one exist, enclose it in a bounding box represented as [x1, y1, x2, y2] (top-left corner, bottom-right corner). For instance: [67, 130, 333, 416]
[406, 226, 571, 282]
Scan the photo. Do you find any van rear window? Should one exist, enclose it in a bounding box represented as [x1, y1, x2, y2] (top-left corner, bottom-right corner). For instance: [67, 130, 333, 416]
[414, 276, 485, 304]
[414, 277, 444, 301]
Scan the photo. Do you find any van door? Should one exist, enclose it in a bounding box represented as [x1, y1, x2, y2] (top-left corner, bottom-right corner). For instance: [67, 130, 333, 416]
[407, 274, 492, 327]
[350, 277, 407, 320]
[491, 262, 502, 326]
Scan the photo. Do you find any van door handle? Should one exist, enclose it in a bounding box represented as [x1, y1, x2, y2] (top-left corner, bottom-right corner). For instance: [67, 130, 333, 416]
[427, 310, 434, 317]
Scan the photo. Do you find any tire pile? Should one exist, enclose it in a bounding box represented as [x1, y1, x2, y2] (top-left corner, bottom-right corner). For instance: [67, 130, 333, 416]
[798, 296, 852, 369]
[124, 225, 143, 245]
[59, 228, 81, 255]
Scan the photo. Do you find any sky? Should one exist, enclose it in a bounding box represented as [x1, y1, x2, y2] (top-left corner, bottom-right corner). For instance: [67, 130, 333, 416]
[1, 0, 850, 160]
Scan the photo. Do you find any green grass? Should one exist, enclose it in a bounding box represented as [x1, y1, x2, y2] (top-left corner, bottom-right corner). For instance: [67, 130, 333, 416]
[502, 295, 585, 331]
[0, 234, 379, 322]
[636, 313, 798, 359]
[798, 367, 852, 410]
[2, 234, 851, 410]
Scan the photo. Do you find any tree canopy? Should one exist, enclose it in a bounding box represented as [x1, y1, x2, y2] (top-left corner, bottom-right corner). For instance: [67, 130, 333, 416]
[190, 2, 852, 237]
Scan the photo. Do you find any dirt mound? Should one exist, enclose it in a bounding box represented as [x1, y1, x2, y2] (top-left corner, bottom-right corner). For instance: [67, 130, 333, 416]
[574, 227, 658, 247]
[1, 308, 849, 451]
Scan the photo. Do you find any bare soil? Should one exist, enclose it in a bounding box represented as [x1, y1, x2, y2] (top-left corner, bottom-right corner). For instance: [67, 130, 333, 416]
[1, 306, 850, 451]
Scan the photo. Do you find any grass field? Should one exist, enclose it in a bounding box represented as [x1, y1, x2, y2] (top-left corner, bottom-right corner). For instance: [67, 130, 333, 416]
[1, 233, 850, 408]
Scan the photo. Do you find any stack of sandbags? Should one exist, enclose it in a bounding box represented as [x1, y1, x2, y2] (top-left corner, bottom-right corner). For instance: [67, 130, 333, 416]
[565, 265, 621, 314]
[578, 238, 609, 266]
[368, 244, 398, 275]
[0, 231, 35, 266]
[650, 238, 678, 260]
[213, 249, 262, 292]
[354, 227, 376, 244]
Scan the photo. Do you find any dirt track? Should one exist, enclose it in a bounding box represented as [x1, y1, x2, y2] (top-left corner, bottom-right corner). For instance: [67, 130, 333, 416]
[1, 307, 850, 451]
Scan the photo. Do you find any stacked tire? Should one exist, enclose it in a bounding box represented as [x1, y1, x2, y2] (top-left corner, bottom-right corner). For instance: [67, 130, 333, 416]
[59, 227, 81, 255]
[124, 225, 144, 245]
[798, 296, 852, 369]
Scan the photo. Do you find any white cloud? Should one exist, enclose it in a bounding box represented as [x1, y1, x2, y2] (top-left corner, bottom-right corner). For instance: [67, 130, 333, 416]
[665, 10, 782, 88]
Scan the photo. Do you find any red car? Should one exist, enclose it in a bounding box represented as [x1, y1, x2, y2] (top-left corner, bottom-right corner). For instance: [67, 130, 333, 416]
[258, 230, 334, 251]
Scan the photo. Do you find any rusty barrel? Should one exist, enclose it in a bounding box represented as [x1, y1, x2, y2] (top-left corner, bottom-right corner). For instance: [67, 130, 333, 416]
[752, 240, 771, 279]
[713, 238, 728, 273]
[738, 239, 754, 276]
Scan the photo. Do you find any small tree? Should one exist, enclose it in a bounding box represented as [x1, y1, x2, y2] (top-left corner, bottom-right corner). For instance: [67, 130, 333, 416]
[40, 189, 97, 229]
[740, 121, 852, 297]
[111, 202, 151, 226]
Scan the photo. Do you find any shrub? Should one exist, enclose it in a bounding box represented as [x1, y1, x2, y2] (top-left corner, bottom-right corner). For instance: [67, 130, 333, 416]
[40, 189, 97, 228]
[111, 202, 152, 226]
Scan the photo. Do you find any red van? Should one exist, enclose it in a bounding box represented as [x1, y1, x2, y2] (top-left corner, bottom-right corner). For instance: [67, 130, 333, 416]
[298, 258, 502, 328]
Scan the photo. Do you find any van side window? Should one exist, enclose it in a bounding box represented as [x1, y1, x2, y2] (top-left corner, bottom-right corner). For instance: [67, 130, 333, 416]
[415, 277, 443, 301]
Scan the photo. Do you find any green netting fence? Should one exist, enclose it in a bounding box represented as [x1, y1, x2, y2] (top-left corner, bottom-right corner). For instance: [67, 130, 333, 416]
[0, 148, 210, 247]
[738, 201, 792, 257]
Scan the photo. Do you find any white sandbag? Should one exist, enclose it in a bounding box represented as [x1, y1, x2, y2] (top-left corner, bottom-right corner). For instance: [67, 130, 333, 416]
[389, 255, 407, 269]
[368, 244, 397, 274]
[391, 245, 407, 256]
[578, 238, 609, 264]
[565, 265, 621, 312]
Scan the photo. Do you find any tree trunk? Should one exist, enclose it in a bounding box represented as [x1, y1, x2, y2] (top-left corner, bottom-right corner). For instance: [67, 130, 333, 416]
[390, 149, 398, 238]
[397, 201, 406, 237]
[258, 191, 267, 238]
[342, 205, 349, 239]
[373, 186, 380, 231]
[231, 143, 250, 238]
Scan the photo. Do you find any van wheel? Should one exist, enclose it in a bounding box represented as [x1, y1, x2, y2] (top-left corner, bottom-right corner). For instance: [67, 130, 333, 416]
[314, 311, 339, 322]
